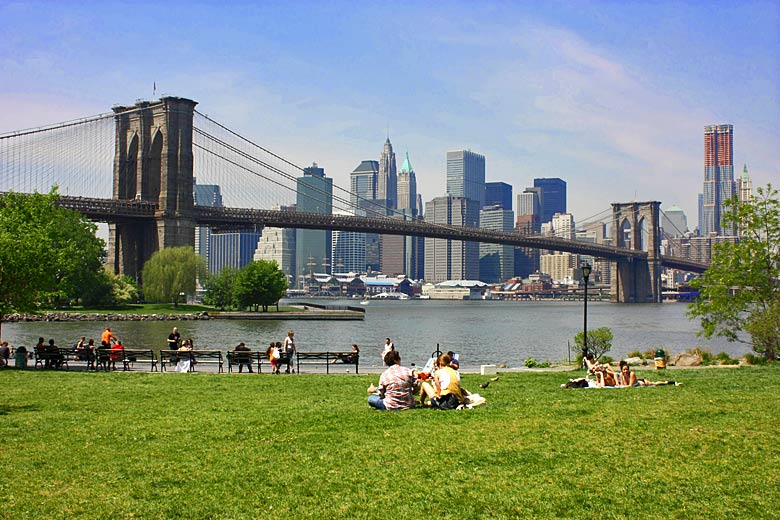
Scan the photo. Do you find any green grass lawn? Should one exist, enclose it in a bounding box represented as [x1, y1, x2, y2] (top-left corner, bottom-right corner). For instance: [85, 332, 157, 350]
[2, 367, 778, 519]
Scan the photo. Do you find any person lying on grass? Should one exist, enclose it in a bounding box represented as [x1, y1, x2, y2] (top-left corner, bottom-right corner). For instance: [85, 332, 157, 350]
[617, 360, 680, 387]
[367, 350, 419, 411]
[584, 353, 618, 387]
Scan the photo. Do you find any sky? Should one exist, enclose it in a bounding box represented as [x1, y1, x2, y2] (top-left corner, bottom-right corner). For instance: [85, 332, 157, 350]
[1, 0, 778, 229]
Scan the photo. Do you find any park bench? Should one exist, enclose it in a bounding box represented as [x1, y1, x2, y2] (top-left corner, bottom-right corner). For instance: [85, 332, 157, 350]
[121, 349, 158, 372]
[95, 347, 124, 371]
[159, 350, 224, 373]
[226, 350, 276, 373]
[34, 347, 71, 369]
[295, 351, 360, 374]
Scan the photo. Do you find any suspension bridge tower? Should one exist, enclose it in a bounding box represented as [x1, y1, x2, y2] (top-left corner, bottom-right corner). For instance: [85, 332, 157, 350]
[611, 201, 662, 303]
[107, 97, 198, 281]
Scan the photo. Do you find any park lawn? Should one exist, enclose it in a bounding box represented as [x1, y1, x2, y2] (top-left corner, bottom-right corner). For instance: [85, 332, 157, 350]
[1, 367, 778, 519]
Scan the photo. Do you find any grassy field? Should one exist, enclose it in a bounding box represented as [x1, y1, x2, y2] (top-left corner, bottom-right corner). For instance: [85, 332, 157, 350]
[1, 367, 778, 519]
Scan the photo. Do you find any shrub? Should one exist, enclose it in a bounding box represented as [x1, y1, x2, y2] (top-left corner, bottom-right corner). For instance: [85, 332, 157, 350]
[574, 327, 613, 361]
[627, 351, 645, 359]
[714, 352, 740, 365]
[524, 357, 551, 368]
[744, 353, 768, 366]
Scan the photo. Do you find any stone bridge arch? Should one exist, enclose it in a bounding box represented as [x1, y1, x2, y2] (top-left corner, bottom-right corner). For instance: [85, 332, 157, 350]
[107, 97, 197, 281]
[611, 201, 662, 302]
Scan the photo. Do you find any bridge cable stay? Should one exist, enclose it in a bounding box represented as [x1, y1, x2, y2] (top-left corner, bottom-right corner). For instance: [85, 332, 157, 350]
[0, 112, 116, 198]
[658, 207, 706, 263]
[195, 110, 402, 220]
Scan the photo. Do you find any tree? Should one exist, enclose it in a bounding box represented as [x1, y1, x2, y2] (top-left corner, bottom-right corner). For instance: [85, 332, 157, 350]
[202, 267, 239, 310]
[141, 247, 205, 305]
[233, 260, 288, 312]
[688, 184, 780, 359]
[0, 190, 106, 339]
[574, 327, 613, 361]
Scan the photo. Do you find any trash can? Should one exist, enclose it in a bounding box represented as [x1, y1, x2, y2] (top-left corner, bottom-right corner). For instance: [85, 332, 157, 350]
[654, 348, 667, 370]
[14, 346, 28, 369]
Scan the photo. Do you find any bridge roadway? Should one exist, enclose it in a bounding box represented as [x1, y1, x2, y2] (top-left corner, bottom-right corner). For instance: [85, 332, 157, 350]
[55, 195, 709, 273]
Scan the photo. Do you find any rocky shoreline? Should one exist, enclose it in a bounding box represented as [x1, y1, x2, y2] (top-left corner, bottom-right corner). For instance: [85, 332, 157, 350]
[2, 312, 211, 322]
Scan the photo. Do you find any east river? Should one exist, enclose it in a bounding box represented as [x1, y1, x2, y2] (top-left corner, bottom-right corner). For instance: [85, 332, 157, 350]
[3, 299, 745, 371]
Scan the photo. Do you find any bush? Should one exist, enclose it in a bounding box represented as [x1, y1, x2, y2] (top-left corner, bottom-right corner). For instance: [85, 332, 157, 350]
[524, 357, 551, 368]
[714, 352, 740, 365]
[744, 353, 769, 366]
[574, 327, 613, 361]
[627, 351, 645, 359]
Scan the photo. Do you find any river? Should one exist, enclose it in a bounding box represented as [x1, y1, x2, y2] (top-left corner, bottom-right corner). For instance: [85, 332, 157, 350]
[2, 299, 746, 371]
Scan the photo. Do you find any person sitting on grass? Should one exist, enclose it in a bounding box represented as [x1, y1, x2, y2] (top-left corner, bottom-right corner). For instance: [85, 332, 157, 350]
[419, 353, 465, 410]
[584, 353, 618, 387]
[367, 350, 418, 411]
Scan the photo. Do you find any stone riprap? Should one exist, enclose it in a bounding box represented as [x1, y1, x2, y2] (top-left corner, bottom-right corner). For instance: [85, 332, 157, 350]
[2, 312, 211, 322]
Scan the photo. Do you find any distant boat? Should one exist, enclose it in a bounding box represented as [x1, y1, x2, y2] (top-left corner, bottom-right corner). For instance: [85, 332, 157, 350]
[359, 299, 370, 305]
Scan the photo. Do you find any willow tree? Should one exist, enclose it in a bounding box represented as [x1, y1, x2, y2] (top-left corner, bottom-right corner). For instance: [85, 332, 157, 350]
[688, 184, 780, 359]
[141, 247, 205, 306]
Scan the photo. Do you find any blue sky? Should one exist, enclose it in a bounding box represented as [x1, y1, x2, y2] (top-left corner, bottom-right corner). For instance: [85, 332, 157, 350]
[1, 0, 778, 228]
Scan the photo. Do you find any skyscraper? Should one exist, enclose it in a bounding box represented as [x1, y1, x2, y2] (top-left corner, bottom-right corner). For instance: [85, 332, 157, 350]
[661, 206, 688, 237]
[424, 195, 480, 283]
[479, 205, 515, 283]
[193, 181, 223, 264]
[702, 124, 735, 236]
[209, 231, 263, 275]
[397, 151, 418, 214]
[331, 210, 366, 274]
[738, 164, 752, 204]
[533, 178, 567, 223]
[377, 138, 397, 210]
[446, 150, 485, 207]
[349, 160, 378, 212]
[295, 163, 333, 287]
[484, 181, 512, 210]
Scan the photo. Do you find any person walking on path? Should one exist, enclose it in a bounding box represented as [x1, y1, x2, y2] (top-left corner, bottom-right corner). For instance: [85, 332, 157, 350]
[167, 327, 181, 350]
[283, 331, 296, 374]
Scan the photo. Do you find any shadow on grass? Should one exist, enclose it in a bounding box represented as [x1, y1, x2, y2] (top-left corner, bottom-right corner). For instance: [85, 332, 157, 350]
[0, 403, 40, 416]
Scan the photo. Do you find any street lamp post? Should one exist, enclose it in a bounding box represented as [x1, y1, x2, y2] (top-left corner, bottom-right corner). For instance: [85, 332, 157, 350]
[581, 263, 592, 363]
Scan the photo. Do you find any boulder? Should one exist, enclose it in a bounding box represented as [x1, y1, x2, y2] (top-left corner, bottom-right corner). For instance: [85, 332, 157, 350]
[624, 356, 644, 366]
[670, 352, 701, 366]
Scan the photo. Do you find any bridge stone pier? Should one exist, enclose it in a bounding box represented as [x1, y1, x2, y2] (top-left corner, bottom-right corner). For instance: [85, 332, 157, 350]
[610, 201, 662, 303]
[107, 97, 198, 281]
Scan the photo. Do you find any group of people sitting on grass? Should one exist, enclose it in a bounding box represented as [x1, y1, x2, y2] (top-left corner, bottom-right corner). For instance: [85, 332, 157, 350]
[561, 354, 679, 388]
[367, 348, 478, 411]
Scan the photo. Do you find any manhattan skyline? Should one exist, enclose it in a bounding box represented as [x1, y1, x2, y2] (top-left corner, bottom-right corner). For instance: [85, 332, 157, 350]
[1, 1, 778, 226]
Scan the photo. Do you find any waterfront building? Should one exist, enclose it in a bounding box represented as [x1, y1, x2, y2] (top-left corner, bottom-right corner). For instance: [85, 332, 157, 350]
[479, 205, 515, 283]
[485, 181, 512, 210]
[424, 195, 480, 283]
[533, 178, 566, 223]
[397, 151, 418, 214]
[209, 231, 263, 275]
[447, 150, 486, 207]
[253, 205, 296, 286]
[193, 181, 223, 264]
[377, 138, 398, 210]
[661, 205, 688, 237]
[539, 252, 580, 284]
[701, 124, 735, 236]
[421, 280, 488, 300]
[295, 163, 333, 287]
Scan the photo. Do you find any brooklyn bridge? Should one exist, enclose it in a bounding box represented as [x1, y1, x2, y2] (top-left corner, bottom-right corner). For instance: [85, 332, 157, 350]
[0, 96, 707, 303]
